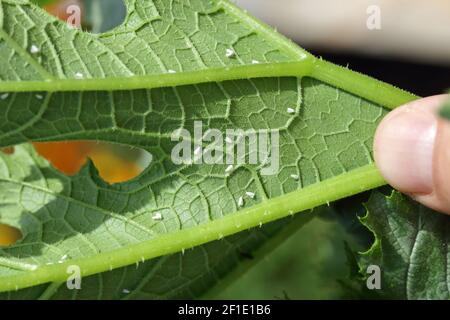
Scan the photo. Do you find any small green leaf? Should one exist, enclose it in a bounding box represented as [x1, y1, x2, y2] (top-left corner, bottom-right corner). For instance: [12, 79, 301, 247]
[439, 94, 450, 120]
[360, 191, 450, 299]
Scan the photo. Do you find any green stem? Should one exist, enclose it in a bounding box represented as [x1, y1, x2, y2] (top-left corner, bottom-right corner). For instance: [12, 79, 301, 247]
[0, 61, 313, 92]
[37, 282, 63, 300]
[0, 58, 418, 112]
[311, 60, 419, 109]
[0, 164, 385, 292]
[0, 59, 418, 109]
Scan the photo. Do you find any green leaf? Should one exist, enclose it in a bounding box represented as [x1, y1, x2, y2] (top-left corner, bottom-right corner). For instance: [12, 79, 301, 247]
[0, 150, 313, 300]
[0, 0, 417, 296]
[29, 0, 56, 7]
[439, 94, 450, 120]
[360, 191, 450, 299]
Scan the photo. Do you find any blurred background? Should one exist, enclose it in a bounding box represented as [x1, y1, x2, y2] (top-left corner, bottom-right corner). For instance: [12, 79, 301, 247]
[1, 0, 449, 299]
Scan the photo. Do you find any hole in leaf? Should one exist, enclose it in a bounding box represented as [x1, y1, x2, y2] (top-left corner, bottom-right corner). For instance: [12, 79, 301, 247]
[29, 1, 132, 183]
[36, 0, 126, 34]
[1, 147, 14, 155]
[0, 224, 22, 247]
[34, 141, 152, 184]
[83, 0, 127, 34]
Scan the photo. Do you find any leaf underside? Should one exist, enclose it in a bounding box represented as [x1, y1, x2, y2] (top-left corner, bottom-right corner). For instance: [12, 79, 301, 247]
[0, 0, 423, 299]
[360, 191, 450, 300]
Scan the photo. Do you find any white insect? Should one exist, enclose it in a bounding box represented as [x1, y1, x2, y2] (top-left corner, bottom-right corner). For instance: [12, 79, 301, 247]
[152, 212, 163, 221]
[251, 59, 259, 64]
[225, 165, 234, 173]
[225, 48, 236, 58]
[237, 196, 244, 207]
[122, 289, 130, 294]
[287, 107, 295, 114]
[290, 174, 300, 180]
[35, 94, 44, 100]
[57, 254, 69, 264]
[74, 72, 84, 79]
[0, 93, 9, 100]
[30, 45, 40, 54]
[168, 69, 176, 73]
[245, 191, 255, 199]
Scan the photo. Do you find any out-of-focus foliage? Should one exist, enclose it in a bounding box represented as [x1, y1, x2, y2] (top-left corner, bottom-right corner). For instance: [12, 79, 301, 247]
[439, 94, 450, 120]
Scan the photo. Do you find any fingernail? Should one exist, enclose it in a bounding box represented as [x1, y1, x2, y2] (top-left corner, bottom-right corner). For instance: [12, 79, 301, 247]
[374, 107, 437, 194]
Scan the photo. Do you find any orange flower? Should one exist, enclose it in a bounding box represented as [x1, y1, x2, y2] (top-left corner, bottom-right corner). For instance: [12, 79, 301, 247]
[0, 224, 21, 246]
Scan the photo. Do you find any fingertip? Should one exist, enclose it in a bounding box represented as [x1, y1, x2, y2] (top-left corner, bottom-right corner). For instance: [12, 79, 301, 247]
[374, 102, 437, 194]
[374, 94, 450, 215]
